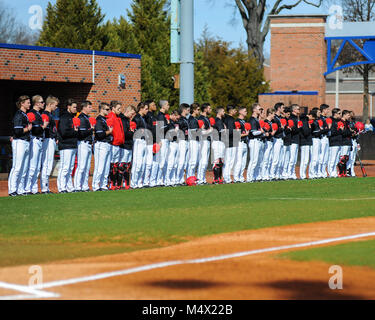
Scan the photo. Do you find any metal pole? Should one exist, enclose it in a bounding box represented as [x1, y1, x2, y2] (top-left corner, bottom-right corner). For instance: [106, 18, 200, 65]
[179, 0, 194, 105]
[335, 70, 339, 108]
[92, 50, 95, 84]
[371, 93, 373, 119]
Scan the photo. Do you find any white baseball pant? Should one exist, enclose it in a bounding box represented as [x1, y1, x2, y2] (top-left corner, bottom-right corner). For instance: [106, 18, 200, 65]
[74, 141, 92, 191]
[341, 145, 351, 156]
[309, 138, 321, 179]
[156, 139, 169, 186]
[177, 140, 189, 184]
[223, 146, 237, 183]
[120, 148, 132, 163]
[92, 141, 112, 191]
[261, 140, 273, 181]
[143, 144, 157, 187]
[328, 146, 340, 177]
[131, 139, 147, 188]
[40, 138, 56, 193]
[247, 139, 262, 182]
[287, 143, 299, 179]
[165, 141, 179, 186]
[269, 138, 283, 180]
[347, 140, 357, 177]
[299, 145, 312, 179]
[57, 148, 77, 192]
[111, 145, 121, 163]
[212, 141, 225, 161]
[8, 139, 30, 195]
[277, 143, 286, 179]
[233, 141, 248, 183]
[319, 136, 329, 178]
[254, 141, 265, 181]
[25, 137, 43, 194]
[281, 145, 290, 179]
[197, 140, 211, 183]
[187, 140, 199, 178]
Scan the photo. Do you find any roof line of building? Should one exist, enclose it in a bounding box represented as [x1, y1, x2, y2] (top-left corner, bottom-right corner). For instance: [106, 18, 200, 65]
[326, 91, 375, 94]
[268, 14, 328, 19]
[0, 43, 141, 60]
[260, 91, 318, 95]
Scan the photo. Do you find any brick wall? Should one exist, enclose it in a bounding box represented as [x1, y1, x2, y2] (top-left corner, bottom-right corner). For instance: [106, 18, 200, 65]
[267, 15, 327, 107]
[258, 94, 318, 111]
[0, 44, 141, 115]
[326, 93, 373, 117]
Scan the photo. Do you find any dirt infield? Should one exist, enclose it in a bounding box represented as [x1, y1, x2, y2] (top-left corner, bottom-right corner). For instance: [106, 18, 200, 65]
[0, 161, 374, 197]
[0, 217, 374, 300]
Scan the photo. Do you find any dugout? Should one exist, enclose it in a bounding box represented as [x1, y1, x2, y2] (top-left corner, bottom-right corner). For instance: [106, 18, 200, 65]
[0, 43, 141, 175]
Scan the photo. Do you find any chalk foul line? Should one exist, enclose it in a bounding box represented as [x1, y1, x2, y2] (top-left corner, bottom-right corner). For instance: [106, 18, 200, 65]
[1, 231, 375, 300]
[31, 232, 375, 290]
[0, 281, 59, 300]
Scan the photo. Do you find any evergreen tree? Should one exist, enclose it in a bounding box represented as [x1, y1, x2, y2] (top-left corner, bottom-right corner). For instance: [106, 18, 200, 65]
[37, 0, 105, 50]
[102, 17, 138, 54]
[197, 30, 269, 109]
[127, 0, 175, 103]
[215, 47, 269, 109]
[194, 46, 211, 104]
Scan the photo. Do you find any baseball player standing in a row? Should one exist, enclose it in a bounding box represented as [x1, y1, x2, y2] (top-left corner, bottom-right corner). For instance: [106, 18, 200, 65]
[74, 101, 94, 192]
[57, 99, 79, 193]
[8, 96, 32, 196]
[92, 102, 112, 191]
[24, 95, 49, 195]
[197, 103, 213, 185]
[8, 95, 366, 196]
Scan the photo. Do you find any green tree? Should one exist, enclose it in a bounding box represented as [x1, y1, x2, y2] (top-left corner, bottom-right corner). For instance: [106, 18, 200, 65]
[101, 17, 138, 54]
[194, 46, 211, 104]
[127, 0, 175, 103]
[214, 47, 269, 109]
[197, 30, 269, 109]
[37, 0, 105, 50]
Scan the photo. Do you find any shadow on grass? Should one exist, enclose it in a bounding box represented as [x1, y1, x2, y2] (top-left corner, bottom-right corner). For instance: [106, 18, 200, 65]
[259, 280, 366, 300]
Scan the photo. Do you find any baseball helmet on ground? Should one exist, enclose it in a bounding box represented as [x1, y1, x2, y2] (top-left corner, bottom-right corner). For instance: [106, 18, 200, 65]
[186, 176, 198, 186]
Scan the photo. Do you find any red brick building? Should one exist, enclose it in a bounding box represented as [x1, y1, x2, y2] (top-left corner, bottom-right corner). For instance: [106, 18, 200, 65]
[259, 15, 375, 118]
[0, 43, 141, 137]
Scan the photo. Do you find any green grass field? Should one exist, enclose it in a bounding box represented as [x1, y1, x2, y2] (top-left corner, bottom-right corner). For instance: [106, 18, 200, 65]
[277, 240, 375, 269]
[0, 177, 374, 267]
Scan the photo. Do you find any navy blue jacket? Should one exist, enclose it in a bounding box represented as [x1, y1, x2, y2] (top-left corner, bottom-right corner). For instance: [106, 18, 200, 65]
[57, 110, 78, 150]
[12, 110, 31, 141]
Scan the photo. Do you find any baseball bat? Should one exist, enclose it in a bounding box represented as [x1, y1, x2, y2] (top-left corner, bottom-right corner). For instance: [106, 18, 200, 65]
[356, 150, 367, 177]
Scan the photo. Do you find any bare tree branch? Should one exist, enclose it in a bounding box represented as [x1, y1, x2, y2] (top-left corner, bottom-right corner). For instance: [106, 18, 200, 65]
[234, 0, 249, 27]
[274, 0, 303, 15]
[0, 1, 38, 45]
[257, 0, 267, 23]
[231, 0, 324, 65]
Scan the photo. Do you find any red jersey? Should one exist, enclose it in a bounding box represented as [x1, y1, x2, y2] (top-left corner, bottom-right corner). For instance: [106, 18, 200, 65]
[107, 112, 125, 146]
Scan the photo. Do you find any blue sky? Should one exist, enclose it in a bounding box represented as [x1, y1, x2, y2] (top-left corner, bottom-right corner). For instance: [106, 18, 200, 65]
[3, 0, 328, 57]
